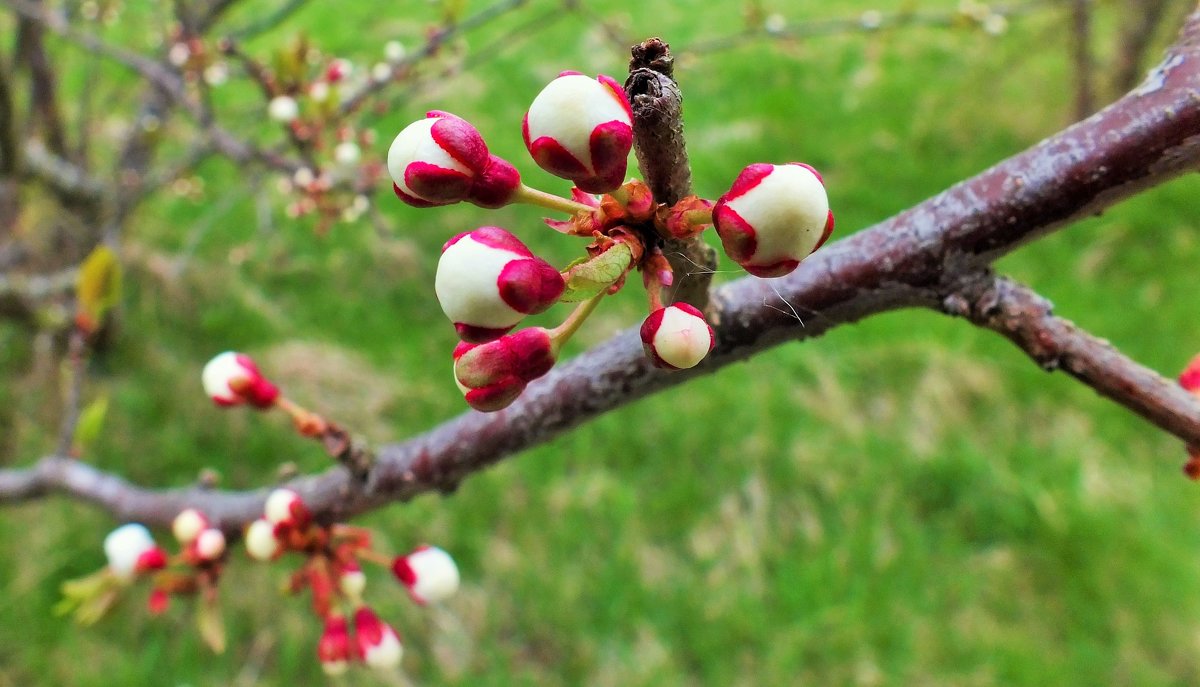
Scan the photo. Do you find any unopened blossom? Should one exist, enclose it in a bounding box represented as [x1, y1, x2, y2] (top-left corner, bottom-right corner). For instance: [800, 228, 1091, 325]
[387, 111, 520, 209]
[244, 518, 281, 562]
[268, 95, 299, 123]
[436, 227, 565, 343]
[104, 523, 167, 582]
[172, 508, 208, 546]
[201, 351, 280, 409]
[264, 488, 310, 528]
[453, 328, 556, 412]
[640, 303, 715, 370]
[193, 528, 226, 562]
[354, 607, 403, 671]
[318, 614, 353, 676]
[392, 545, 460, 605]
[712, 162, 834, 278]
[523, 72, 633, 193]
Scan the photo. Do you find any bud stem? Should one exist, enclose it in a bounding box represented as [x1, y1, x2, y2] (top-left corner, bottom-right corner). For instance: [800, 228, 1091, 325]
[549, 291, 606, 353]
[276, 397, 329, 437]
[513, 184, 594, 215]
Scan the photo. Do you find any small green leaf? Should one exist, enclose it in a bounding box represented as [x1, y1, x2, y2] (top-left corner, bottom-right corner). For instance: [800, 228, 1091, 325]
[197, 597, 227, 654]
[73, 396, 109, 454]
[75, 246, 122, 332]
[560, 243, 633, 303]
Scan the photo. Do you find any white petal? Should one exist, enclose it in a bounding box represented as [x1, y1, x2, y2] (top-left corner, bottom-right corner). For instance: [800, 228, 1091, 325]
[104, 523, 156, 581]
[364, 629, 403, 670]
[407, 547, 460, 603]
[525, 75, 629, 174]
[386, 118, 471, 200]
[725, 165, 828, 268]
[435, 236, 525, 329]
[653, 307, 712, 369]
[245, 519, 280, 561]
[202, 351, 247, 403]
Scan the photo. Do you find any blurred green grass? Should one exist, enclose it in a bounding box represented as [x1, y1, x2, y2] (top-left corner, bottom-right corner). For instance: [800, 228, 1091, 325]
[3, 0, 1200, 685]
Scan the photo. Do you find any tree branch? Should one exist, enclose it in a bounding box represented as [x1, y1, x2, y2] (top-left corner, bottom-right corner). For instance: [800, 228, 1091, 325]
[942, 271, 1200, 443]
[2, 11, 1200, 533]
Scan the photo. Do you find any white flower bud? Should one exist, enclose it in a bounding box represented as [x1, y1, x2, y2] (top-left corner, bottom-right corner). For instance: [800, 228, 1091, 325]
[194, 528, 226, 561]
[640, 304, 715, 370]
[244, 518, 280, 562]
[172, 508, 208, 545]
[392, 545, 460, 604]
[104, 523, 159, 581]
[268, 95, 299, 123]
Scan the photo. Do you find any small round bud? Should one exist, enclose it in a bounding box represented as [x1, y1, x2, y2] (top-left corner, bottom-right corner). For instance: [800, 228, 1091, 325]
[392, 545, 459, 605]
[325, 58, 352, 83]
[436, 227, 565, 343]
[640, 303, 715, 370]
[308, 81, 330, 103]
[268, 95, 299, 123]
[712, 163, 834, 278]
[264, 488, 309, 527]
[523, 72, 633, 193]
[104, 523, 165, 581]
[244, 518, 281, 562]
[387, 112, 520, 209]
[333, 141, 361, 167]
[318, 614, 353, 676]
[384, 40, 406, 61]
[453, 328, 557, 412]
[354, 607, 403, 671]
[171, 508, 208, 546]
[194, 528, 226, 562]
[202, 351, 280, 409]
[339, 562, 367, 601]
[1180, 353, 1200, 395]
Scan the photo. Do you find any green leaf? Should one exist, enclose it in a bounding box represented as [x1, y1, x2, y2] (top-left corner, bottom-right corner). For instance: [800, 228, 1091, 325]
[560, 243, 633, 303]
[197, 597, 227, 654]
[75, 246, 122, 332]
[73, 396, 109, 454]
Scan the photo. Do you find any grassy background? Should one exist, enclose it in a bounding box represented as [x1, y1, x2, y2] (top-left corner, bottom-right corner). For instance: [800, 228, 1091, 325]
[2, 0, 1200, 684]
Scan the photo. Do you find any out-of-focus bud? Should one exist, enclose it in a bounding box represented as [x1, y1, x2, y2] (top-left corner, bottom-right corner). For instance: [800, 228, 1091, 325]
[453, 328, 556, 412]
[339, 561, 367, 602]
[333, 141, 361, 168]
[325, 58, 352, 83]
[318, 614, 353, 676]
[202, 351, 280, 409]
[436, 227, 565, 343]
[268, 95, 300, 123]
[387, 111, 521, 209]
[354, 607, 404, 671]
[244, 518, 281, 562]
[523, 72, 633, 193]
[391, 545, 460, 605]
[640, 303, 715, 370]
[712, 162, 834, 278]
[104, 523, 167, 581]
[194, 528, 226, 562]
[1179, 353, 1200, 395]
[264, 488, 310, 529]
[172, 508, 208, 546]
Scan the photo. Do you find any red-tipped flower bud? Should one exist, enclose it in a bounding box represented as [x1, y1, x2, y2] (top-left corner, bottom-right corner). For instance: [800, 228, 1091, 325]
[392, 545, 460, 605]
[171, 508, 208, 546]
[318, 614, 353, 676]
[640, 303, 715, 370]
[202, 351, 280, 409]
[453, 328, 556, 412]
[387, 111, 520, 209]
[193, 528, 226, 562]
[354, 607, 403, 671]
[713, 163, 834, 278]
[104, 523, 167, 581]
[523, 72, 633, 193]
[436, 227, 565, 343]
[264, 488, 310, 528]
[338, 561, 367, 601]
[244, 518, 281, 562]
[1180, 353, 1200, 395]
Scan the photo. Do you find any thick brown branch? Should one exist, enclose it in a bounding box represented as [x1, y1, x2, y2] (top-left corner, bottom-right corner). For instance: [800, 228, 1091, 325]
[943, 272, 1200, 442]
[3, 14, 1200, 531]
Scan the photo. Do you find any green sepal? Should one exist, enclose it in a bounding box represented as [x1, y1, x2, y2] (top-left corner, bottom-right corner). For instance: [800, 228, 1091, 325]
[559, 243, 633, 303]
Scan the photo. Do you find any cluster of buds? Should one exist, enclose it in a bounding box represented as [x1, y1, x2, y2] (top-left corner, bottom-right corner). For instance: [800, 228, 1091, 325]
[1179, 354, 1200, 478]
[242, 488, 460, 675]
[385, 70, 833, 411]
[59, 512, 231, 651]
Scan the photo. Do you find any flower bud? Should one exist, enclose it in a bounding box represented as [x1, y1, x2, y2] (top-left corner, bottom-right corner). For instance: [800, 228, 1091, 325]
[172, 508, 208, 546]
[1180, 353, 1200, 395]
[318, 614, 353, 676]
[453, 328, 556, 412]
[640, 303, 715, 370]
[194, 528, 226, 562]
[354, 607, 403, 671]
[244, 518, 281, 562]
[264, 488, 310, 528]
[268, 95, 299, 123]
[436, 227, 565, 343]
[523, 72, 633, 193]
[392, 545, 460, 605]
[387, 111, 520, 209]
[104, 523, 167, 581]
[202, 351, 280, 409]
[325, 58, 352, 83]
[333, 141, 361, 167]
[339, 561, 367, 601]
[712, 163, 834, 278]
